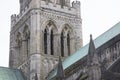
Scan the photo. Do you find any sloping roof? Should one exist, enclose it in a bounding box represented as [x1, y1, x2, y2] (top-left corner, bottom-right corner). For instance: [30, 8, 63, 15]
[0, 67, 25, 80]
[47, 22, 120, 79]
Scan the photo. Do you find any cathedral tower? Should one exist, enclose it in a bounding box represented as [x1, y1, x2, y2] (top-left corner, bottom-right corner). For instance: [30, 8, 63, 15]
[9, 0, 82, 80]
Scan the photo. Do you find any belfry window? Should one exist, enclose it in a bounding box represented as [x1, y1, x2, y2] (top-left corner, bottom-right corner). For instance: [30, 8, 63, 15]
[44, 29, 47, 54]
[51, 30, 54, 55]
[61, 32, 64, 57]
[67, 33, 70, 56]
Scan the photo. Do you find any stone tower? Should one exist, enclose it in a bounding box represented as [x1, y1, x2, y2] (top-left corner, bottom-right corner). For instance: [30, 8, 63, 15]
[9, 0, 82, 80]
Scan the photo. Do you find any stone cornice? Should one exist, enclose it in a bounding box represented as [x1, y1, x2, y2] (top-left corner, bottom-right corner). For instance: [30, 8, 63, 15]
[40, 7, 82, 23]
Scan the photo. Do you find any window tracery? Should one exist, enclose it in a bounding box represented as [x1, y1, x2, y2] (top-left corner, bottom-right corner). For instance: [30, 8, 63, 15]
[61, 24, 73, 57]
[44, 20, 57, 55]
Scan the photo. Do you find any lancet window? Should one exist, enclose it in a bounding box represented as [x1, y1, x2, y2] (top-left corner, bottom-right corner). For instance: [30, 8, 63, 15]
[67, 33, 70, 56]
[61, 32, 64, 57]
[51, 30, 54, 55]
[61, 24, 72, 57]
[44, 20, 57, 55]
[44, 29, 48, 54]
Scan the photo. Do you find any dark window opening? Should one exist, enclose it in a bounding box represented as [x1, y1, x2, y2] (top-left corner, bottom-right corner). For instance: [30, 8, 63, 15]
[67, 33, 70, 56]
[61, 32, 64, 57]
[44, 29, 47, 54]
[51, 30, 54, 55]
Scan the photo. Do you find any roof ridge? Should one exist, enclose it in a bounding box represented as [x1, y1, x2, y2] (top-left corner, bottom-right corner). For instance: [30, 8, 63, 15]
[94, 22, 120, 44]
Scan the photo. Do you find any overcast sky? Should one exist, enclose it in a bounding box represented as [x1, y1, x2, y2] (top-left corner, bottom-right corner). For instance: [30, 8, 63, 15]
[0, 0, 120, 67]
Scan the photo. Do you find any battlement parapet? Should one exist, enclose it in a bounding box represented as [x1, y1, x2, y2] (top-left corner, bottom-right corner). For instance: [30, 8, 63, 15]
[40, 1, 79, 15]
[11, 0, 81, 28]
[11, 5, 29, 28]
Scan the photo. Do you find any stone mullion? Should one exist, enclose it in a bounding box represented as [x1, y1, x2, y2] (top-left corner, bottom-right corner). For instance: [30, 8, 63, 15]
[54, 34, 61, 56]
[64, 36, 68, 57]
[70, 37, 75, 55]
[58, 34, 61, 56]
[53, 34, 57, 56]
[47, 33, 51, 55]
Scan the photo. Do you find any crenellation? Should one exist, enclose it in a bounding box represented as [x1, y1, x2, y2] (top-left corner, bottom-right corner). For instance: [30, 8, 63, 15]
[41, 1, 77, 15]
[11, 6, 30, 28]
[72, 1, 81, 17]
[11, 14, 17, 27]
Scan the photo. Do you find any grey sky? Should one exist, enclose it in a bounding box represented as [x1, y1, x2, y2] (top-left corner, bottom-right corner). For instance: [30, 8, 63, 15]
[0, 0, 120, 67]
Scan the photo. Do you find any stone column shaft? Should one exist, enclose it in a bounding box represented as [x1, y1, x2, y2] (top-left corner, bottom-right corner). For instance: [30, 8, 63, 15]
[47, 33, 51, 55]
[70, 38, 75, 54]
[58, 34, 61, 56]
[53, 34, 60, 56]
[64, 36, 68, 56]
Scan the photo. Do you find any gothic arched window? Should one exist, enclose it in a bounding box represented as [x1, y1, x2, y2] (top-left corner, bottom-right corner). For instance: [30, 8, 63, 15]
[67, 33, 70, 56]
[51, 30, 54, 55]
[44, 29, 47, 54]
[61, 32, 64, 57]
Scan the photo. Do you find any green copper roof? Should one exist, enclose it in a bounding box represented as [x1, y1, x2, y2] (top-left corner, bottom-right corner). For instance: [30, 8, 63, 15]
[47, 22, 120, 79]
[0, 67, 25, 80]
